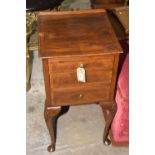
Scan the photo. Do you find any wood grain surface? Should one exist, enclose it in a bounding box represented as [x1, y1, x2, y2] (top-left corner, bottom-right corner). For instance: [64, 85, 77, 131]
[38, 9, 122, 58]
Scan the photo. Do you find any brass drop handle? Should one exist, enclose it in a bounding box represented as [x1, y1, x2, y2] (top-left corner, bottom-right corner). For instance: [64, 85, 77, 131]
[79, 63, 84, 68]
[79, 94, 84, 98]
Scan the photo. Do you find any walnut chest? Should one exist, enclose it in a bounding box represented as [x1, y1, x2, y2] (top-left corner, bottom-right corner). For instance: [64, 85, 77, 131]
[38, 9, 122, 152]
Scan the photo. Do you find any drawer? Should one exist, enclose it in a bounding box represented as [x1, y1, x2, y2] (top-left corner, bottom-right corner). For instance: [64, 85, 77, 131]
[51, 84, 110, 106]
[50, 70, 113, 88]
[48, 55, 114, 73]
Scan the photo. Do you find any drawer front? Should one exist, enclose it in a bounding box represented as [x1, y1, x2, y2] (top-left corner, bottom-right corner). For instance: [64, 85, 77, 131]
[51, 84, 110, 106]
[48, 55, 115, 106]
[51, 70, 113, 88]
[48, 55, 114, 73]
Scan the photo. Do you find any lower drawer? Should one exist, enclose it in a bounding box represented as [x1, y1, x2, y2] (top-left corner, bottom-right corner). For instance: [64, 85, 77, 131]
[51, 85, 110, 106]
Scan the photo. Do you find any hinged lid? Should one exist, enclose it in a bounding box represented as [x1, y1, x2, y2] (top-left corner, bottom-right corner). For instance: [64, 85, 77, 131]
[38, 9, 122, 58]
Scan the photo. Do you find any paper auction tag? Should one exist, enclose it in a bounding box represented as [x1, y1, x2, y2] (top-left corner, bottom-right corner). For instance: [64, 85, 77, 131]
[77, 66, 86, 83]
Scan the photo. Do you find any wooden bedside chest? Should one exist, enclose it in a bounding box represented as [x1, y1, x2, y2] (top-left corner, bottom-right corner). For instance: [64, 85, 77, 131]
[38, 9, 122, 152]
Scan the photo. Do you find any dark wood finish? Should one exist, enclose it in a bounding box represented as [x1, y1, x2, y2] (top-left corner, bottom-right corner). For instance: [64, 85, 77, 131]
[50, 70, 113, 88]
[38, 10, 122, 58]
[91, 0, 128, 9]
[26, 0, 64, 12]
[44, 101, 70, 152]
[44, 102, 61, 152]
[100, 101, 117, 145]
[42, 59, 51, 107]
[38, 9, 122, 152]
[52, 84, 110, 106]
[91, 0, 129, 40]
[102, 107, 129, 146]
[48, 55, 114, 73]
[109, 54, 119, 99]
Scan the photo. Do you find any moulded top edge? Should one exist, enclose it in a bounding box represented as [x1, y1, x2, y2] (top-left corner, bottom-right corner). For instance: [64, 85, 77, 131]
[38, 9, 106, 16]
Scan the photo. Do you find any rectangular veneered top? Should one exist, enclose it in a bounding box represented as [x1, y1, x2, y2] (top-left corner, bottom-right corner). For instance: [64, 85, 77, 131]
[38, 9, 122, 58]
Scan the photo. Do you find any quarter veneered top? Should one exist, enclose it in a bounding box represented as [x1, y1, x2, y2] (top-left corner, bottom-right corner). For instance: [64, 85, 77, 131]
[38, 9, 122, 58]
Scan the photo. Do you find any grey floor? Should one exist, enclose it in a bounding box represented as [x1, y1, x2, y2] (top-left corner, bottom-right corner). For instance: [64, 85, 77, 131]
[26, 52, 128, 155]
[26, 1, 128, 154]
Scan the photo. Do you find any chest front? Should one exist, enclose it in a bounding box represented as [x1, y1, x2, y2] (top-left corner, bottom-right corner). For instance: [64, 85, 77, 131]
[43, 54, 119, 107]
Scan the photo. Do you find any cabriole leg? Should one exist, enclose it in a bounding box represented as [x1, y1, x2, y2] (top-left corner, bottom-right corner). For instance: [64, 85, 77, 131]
[44, 103, 61, 152]
[100, 101, 117, 145]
